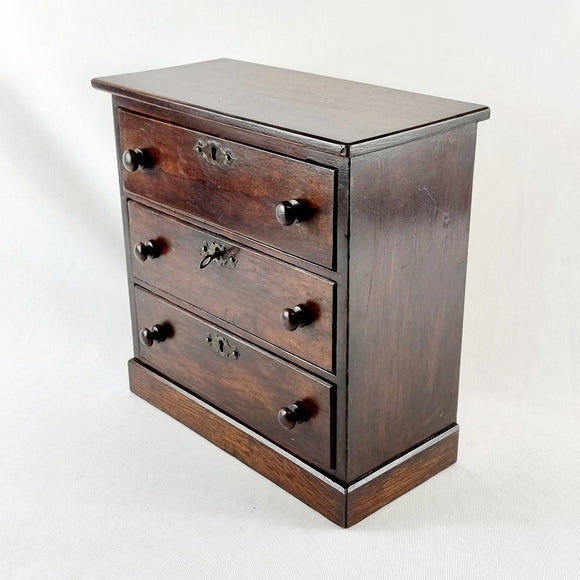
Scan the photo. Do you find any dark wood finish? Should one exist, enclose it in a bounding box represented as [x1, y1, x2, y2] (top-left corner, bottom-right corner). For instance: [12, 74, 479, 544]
[129, 359, 459, 527]
[128, 359, 347, 525]
[347, 124, 477, 480]
[131, 275, 340, 383]
[133, 286, 335, 470]
[114, 102, 352, 481]
[112, 96, 349, 284]
[94, 60, 489, 526]
[349, 111, 486, 157]
[346, 427, 459, 527]
[119, 110, 336, 269]
[128, 201, 335, 372]
[113, 94, 347, 177]
[93, 59, 489, 154]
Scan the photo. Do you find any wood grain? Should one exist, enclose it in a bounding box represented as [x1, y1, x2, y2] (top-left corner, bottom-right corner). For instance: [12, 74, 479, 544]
[94, 61, 490, 525]
[346, 124, 477, 480]
[110, 95, 354, 483]
[346, 428, 459, 527]
[129, 359, 458, 527]
[128, 201, 335, 371]
[129, 359, 346, 525]
[93, 59, 489, 153]
[134, 286, 336, 470]
[119, 110, 336, 269]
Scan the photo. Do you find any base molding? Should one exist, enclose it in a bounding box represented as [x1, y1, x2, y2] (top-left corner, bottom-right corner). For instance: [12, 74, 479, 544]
[128, 359, 459, 527]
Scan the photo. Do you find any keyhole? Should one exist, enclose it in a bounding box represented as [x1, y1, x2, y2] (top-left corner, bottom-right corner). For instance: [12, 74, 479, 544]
[218, 339, 224, 352]
[211, 145, 217, 162]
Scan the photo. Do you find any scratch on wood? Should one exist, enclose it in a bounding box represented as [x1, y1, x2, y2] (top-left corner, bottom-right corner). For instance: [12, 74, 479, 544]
[366, 276, 374, 309]
[418, 187, 451, 227]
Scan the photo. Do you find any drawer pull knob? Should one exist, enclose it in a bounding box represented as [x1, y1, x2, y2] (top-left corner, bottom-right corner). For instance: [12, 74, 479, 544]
[275, 200, 310, 226]
[122, 148, 150, 172]
[278, 402, 308, 430]
[133, 240, 161, 262]
[280, 305, 312, 331]
[139, 325, 166, 347]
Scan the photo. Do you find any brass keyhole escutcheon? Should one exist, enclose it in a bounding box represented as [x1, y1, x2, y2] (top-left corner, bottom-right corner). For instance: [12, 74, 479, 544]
[199, 241, 237, 269]
[196, 140, 233, 168]
[206, 333, 239, 360]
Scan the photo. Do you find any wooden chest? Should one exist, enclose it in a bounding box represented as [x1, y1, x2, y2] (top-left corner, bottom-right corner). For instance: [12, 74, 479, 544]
[92, 59, 489, 526]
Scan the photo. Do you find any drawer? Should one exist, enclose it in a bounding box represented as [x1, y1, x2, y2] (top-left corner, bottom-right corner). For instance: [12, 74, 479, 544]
[128, 201, 335, 372]
[134, 286, 335, 469]
[118, 110, 336, 269]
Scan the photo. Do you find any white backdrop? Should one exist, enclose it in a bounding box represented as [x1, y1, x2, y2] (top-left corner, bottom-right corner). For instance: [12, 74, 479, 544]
[1, 1, 579, 578]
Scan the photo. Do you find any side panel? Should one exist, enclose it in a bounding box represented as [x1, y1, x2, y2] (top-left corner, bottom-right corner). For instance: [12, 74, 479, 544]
[347, 124, 478, 481]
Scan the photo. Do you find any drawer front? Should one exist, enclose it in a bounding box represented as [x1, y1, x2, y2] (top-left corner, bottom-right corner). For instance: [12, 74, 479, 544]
[119, 110, 336, 269]
[128, 201, 335, 372]
[134, 286, 335, 469]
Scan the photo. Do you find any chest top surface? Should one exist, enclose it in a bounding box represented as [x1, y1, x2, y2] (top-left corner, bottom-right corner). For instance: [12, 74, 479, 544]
[92, 58, 489, 152]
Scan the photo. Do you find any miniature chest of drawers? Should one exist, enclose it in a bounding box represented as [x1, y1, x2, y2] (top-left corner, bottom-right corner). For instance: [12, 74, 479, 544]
[92, 59, 489, 527]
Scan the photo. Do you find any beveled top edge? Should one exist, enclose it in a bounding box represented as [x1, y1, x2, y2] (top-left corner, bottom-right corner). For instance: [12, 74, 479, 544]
[92, 58, 489, 157]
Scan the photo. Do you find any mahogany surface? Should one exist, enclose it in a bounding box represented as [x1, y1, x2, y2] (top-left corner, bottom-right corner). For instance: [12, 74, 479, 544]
[347, 124, 477, 480]
[134, 286, 335, 470]
[93, 59, 489, 526]
[129, 360, 346, 525]
[93, 59, 488, 152]
[129, 359, 459, 527]
[119, 110, 336, 269]
[128, 201, 335, 372]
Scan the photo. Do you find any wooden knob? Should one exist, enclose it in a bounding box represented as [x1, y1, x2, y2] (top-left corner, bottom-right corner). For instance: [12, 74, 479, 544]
[139, 325, 166, 347]
[275, 200, 310, 226]
[122, 148, 149, 172]
[278, 402, 308, 430]
[280, 305, 312, 331]
[133, 240, 161, 262]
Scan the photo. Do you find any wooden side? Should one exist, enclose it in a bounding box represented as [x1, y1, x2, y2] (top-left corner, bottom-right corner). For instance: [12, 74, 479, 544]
[128, 201, 335, 372]
[128, 359, 346, 526]
[346, 428, 459, 527]
[119, 110, 336, 269]
[134, 287, 335, 470]
[347, 124, 478, 481]
[332, 154, 350, 483]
